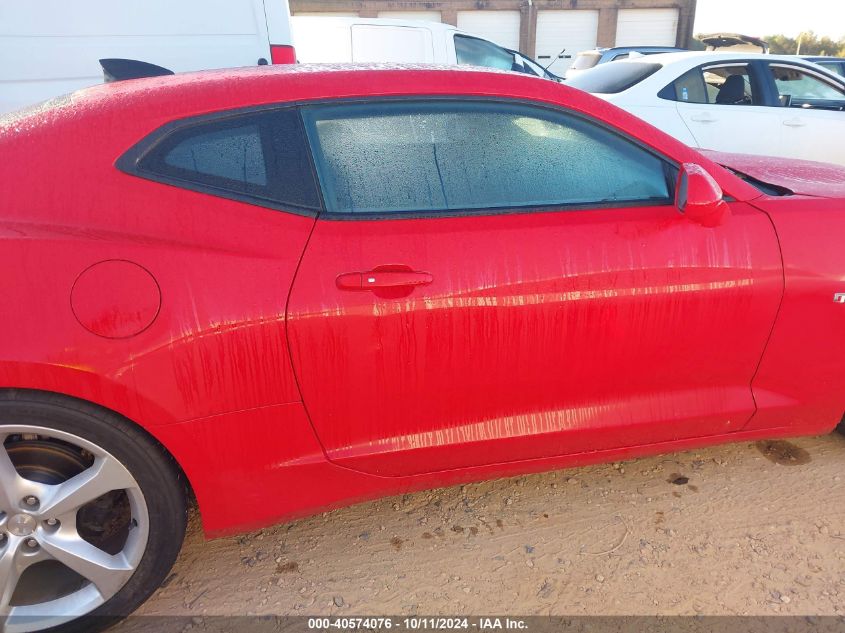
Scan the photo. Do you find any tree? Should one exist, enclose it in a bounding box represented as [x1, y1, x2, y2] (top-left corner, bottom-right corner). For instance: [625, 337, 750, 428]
[764, 31, 845, 56]
[693, 31, 845, 56]
[765, 33, 798, 54]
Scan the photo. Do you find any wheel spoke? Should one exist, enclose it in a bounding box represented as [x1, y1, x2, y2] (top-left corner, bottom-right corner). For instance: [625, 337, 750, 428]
[0, 441, 26, 512]
[38, 455, 137, 519]
[40, 530, 134, 598]
[0, 543, 18, 614]
[0, 538, 29, 615]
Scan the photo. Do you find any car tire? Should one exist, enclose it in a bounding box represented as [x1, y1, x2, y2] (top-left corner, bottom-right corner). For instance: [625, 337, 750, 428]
[0, 389, 187, 633]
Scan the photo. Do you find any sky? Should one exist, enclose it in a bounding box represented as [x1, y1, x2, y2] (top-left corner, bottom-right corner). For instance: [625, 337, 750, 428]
[693, 0, 845, 39]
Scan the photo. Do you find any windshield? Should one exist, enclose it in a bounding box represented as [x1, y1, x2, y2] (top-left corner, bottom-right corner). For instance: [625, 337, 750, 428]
[571, 52, 602, 71]
[567, 61, 662, 94]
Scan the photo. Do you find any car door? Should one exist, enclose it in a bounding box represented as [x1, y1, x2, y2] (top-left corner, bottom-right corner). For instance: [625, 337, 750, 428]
[287, 99, 783, 477]
[671, 62, 783, 156]
[766, 62, 845, 166]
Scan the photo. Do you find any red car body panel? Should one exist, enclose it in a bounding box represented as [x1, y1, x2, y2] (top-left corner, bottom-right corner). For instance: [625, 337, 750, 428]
[701, 149, 845, 198]
[746, 196, 845, 431]
[288, 202, 783, 476]
[0, 66, 842, 536]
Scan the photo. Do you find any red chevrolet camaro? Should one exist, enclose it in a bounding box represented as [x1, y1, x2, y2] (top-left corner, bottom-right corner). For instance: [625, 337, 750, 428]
[1, 64, 844, 631]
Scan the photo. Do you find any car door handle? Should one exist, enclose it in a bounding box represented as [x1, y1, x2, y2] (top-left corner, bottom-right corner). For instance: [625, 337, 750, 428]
[689, 113, 717, 123]
[783, 117, 806, 127]
[336, 270, 433, 290]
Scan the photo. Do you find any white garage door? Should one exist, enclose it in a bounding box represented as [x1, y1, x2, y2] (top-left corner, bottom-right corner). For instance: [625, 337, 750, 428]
[535, 10, 598, 75]
[615, 9, 679, 47]
[377, 11, 442, 23]
[456, 11, 520, 50]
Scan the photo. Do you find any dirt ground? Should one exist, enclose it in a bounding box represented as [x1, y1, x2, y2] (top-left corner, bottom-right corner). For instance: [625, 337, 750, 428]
[134, 433, 845, 617]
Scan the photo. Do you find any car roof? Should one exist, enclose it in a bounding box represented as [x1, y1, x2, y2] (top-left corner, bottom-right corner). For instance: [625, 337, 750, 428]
[614, 51, 845, 75]
[580, 46, 682, 55]
[627, 51, 807, 64]
[0, 63, 562, 132]
[51, 63, 516, 103]
[606, 46, 683, 52]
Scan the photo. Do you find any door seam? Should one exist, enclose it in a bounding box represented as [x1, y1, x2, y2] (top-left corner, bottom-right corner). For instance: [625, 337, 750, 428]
[741, 201, 787, 428]
[283, 217, 334, 459]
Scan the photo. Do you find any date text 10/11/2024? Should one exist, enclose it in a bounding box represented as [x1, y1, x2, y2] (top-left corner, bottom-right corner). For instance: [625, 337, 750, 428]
[307, 618, 529, 630]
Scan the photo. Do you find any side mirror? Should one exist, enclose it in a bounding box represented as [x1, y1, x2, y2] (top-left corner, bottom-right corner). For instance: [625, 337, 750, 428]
[675, 163, 731, 227]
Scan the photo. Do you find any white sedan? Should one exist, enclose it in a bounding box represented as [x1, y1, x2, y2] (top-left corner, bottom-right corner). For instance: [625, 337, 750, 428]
[567, 52, 845, 166]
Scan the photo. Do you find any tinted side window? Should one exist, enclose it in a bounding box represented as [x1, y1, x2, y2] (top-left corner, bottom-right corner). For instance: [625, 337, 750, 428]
[162, 122, 267, 188]
[136, 109, 321, 211]
[302, 101, 671, 215]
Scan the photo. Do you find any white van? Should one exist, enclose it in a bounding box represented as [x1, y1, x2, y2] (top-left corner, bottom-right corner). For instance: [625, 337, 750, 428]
[0, 0, 295, 114]
[291, 16, 559, 80]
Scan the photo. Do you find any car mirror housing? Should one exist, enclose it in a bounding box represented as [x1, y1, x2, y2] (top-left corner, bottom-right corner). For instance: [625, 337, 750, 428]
[675, 163, 731, 227]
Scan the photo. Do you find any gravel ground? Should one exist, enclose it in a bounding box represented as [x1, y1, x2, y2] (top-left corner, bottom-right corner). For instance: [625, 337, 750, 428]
[132, 433, 845, 618]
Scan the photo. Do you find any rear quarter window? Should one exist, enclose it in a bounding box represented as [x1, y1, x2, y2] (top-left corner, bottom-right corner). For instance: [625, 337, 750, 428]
[123, 108, 321, 213]
[158, 122, 268, 190]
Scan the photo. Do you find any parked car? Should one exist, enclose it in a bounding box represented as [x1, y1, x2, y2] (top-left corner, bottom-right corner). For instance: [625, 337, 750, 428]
[568, 52, 845, 166]
[3, 63, 845, 632]
[291, 16, 559, 79]
[802, 56, 845, 77]
[0, 0, 295, 114]
[564, 35, 769, 81]
[565, 46, 684, 79]
[698, 33, 769, 54]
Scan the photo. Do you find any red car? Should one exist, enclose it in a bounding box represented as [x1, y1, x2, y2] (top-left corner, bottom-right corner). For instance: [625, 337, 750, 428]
[1, 64, 844, 632]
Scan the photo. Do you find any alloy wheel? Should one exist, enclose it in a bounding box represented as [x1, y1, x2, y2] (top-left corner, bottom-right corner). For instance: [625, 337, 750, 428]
[0, 425, 149, 632]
